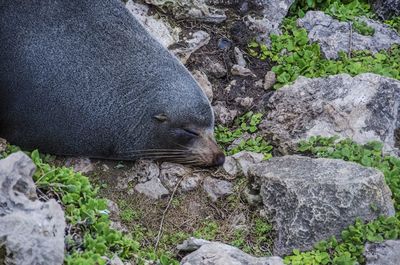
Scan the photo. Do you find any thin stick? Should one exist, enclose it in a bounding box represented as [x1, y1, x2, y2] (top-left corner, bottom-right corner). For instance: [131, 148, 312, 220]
[154, 177, 184, 251]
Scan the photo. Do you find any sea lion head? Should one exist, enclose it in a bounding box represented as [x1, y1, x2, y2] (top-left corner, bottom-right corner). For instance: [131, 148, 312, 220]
[119, 76, 225, 167]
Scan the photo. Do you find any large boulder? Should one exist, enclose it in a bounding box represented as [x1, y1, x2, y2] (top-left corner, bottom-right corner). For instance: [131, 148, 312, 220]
[370, 0, 400, 19]
[247, 155, 395, 255]
[297, 11, 400, 59]
[260, 73, 400, 155]
[364, 240, 400, 265]
[179, 238, 284, 265]
[0, 152, 65, 265]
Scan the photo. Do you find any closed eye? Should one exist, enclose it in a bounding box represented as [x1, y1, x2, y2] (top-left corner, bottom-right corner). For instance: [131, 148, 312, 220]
[183, 129, 199, 137]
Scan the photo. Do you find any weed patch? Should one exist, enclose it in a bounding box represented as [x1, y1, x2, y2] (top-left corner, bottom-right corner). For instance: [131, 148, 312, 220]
[249, 0, 400, 89]
[1, 145, 179, 265]
[215, 112, 273, 158]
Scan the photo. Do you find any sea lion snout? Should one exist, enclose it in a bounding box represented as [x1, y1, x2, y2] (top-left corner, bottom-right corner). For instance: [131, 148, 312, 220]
[212, 152, 226, 167]
[188, 130, 225, 167]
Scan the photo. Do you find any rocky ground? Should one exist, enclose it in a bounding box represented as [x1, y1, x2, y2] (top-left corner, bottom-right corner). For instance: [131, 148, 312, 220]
[1, 0, 400, 265]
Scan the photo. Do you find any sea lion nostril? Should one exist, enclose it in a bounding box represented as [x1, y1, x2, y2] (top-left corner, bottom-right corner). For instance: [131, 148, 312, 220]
[214, 153, 225, 166]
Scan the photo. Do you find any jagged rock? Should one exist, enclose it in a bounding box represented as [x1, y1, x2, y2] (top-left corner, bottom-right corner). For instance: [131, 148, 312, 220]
[134, 177, 169, 199]
[0, 152, 65, 265]
[65, 157, 94, 174]
[212, 101, 238, 125]
[110, 256, 124, 265]
[235, 96, 254, 107]
[177, 237, 211, 251]
[234, 47, 247, 67]
[264, 71, 276, 90]
[260, 74, 400, 155]
[202, 57, 227, 78]
[371, 0, 400, 19]
[160, 162, 193, 189]
[297, 11, 400, 59]
[180, 175, 202, 192]
[127, 160, 161, 183]
[125, 0, 180, 47]
[254, 79, 264, 88]
[172, 31, 211, 64]
[180, 241, 284, 265]
[192, 70, 213, 102]
[245, 0, 295, 46]
[145, 0, 227, 23]
[364, 240, 400, 265]
[203, 177, 233, 201]
[231, 64, 256, 77]
[107, 199, 120, 215]
[223, 151, 264, 177]
[248, 155, 395, 255]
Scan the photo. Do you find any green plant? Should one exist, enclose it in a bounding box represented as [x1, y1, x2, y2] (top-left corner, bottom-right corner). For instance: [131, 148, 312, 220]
[193, 221, 219, 241]
[385, 16, 400, 33]
[284, 137, 400, 264]
[290, 0, 373, 20]
[215, 112, 273, 158]
[229, 216, 274, 256]
[353, 19, 375, 36]
[248, 18, 400, 88]
[2, 146, 179, 265]
[120, 209, 139, 222]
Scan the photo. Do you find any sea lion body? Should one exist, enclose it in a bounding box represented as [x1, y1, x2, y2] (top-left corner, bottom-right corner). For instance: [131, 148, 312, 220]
[0, 0, 224, 166]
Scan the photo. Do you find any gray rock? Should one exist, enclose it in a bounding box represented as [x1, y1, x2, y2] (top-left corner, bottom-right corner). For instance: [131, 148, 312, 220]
[145, 0, 226, 23]
[173, 31, 211, 64]
[180, 241, 284, 265]
[231, 64, 256, 77]
[134, 177, 169, 199]
[235, 96, 254, 107]
[110, 256, 124, 265]
[106, 199, 120, 215]
[192, 70, 213, 102]
[260, 73, 400, 155]
[264, 71, 276, 90]
[180, 175, 202, 192]
[65, 157, 94, 174]
[160, 162, 193, 189]
[234, 47, 247, 67]
[177, 237, 211, 251]
[202, 57, 227, 78]
[371, 0, 400, 19]
[297, 11, 400, 59]
[223, 151, 265, 177]
[125, 0, 180, 48]
[245, 0, 295, 46]
[126, 159, 160, 184]
[248, 155, 395, 255]
[212, 101, 238, 125]
[364, 240, 400, 265]
[203, 177, 233, 201]
[0, 152, 65, 265]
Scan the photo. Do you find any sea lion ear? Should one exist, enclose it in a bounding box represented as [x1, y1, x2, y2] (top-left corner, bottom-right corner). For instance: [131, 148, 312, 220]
[154, 113, 168, 122]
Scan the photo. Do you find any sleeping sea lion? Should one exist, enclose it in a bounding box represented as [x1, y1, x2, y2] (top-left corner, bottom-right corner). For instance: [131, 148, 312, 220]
[0, 0, 225, 167]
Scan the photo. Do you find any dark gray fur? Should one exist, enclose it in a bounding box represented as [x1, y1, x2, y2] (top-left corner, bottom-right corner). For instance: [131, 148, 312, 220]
[0, 0, 213, 159]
